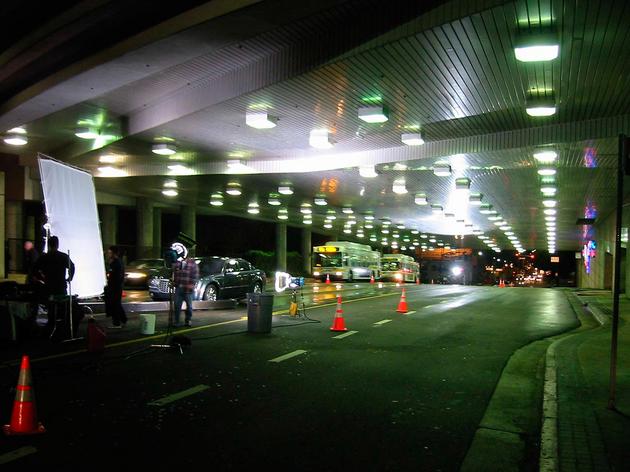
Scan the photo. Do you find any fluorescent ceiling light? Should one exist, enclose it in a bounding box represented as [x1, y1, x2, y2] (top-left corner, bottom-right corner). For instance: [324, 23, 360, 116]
[4, 134, 28, 145]
[514, 32, 559, 62]
[278, 184, 293, 195]
[526, 97, 556, 117]
[246, 112, 277, 129]
[433, 163, 452, 177]
[162, 189, 178, 197]
[75, 127, 99, 139]
[358, 106, 388, 123]
[500, 226, 512, 231]
[534, 150, 558, 163]
[277, 208, 288, 220]
[168, 164, 193, 175]
[392, 179, 407, 194]
[364, 215, 374, 221]
[309, 129, 334, 149]
[401, 133, 424, 146]
[488, 215, 502, 221]
[152, 143, 177, 155]
[537, 168, 557, 176]
[359, 165, 378, 178]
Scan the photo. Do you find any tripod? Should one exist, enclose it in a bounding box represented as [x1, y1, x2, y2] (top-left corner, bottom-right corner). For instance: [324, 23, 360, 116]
[149, 272, 185, 354]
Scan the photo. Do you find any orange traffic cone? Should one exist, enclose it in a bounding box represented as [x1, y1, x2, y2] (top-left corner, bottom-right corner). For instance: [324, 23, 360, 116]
[499, 279, 505, 288]
[370, 274, 375, 284]
[325, 274, 331, 285]
[396, 288, 409, 313]
[330, 295, 348, 331]
[4, 355, 45, 435]
[415, 277, 420, 285]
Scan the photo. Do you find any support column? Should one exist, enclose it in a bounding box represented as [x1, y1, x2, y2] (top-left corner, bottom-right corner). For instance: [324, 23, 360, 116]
[302, 228, 312, 275]
[276, 222, 287, 272]
[136, 197, 154, 259]
[181, 205, 196, 255]
[6, 201, 24, 272]
[0, 172, 5, 279]
[100, 205, 118, 248]
[153, 207, 162, 255]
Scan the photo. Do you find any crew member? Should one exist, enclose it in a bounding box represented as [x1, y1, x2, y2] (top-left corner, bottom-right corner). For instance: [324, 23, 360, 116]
[105, 246, 127, 328]
[173, 255, 199, 327]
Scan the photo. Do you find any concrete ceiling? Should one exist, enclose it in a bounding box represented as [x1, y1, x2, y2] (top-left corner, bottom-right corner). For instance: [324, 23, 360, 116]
[0, 0, 627, 253]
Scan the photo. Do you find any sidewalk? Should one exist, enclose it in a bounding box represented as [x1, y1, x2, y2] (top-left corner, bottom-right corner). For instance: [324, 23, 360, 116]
[557, 290, 630, 471]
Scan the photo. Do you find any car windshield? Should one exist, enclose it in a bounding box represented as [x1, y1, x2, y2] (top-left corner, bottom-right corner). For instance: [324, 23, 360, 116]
[128, 259, 164, 269]
[198, 258, 225, 276]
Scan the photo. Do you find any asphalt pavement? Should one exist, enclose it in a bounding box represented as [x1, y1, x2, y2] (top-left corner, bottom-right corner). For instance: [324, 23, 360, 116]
[0, 284, 586, 470]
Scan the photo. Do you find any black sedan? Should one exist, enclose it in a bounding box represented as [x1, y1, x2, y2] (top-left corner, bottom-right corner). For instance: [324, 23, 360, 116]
[148, 256, 266, 301]
[124, 258, 169, 289]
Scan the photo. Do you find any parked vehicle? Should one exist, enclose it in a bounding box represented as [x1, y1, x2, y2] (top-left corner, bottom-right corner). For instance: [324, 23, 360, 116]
[312, 241, 381, 282]
[381, 254, 419, 283]
[124, 258, 169, 288]
[148, 256, 266, 301]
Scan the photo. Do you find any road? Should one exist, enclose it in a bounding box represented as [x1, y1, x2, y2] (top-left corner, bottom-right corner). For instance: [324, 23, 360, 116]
[0, 284, 578, 470]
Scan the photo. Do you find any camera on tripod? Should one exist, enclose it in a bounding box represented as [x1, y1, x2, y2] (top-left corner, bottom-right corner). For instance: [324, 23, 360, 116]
[274, 272, 304, 293]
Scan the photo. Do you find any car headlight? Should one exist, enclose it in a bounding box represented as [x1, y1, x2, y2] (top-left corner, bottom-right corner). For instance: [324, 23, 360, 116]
[126, 272, 146, 279]
[148, 278, 159, 286]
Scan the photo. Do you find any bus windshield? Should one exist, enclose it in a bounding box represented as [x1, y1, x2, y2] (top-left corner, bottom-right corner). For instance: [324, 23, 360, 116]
[314, 252, 343, 268]
[382, 261, 400, 270]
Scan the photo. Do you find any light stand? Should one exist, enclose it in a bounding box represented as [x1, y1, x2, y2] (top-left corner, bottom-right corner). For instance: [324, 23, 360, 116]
[149, 263, 184, 354]
[61, 249, 83, 343]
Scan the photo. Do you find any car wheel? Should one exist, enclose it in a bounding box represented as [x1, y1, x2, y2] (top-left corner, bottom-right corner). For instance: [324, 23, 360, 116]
[203, 284, 219, 301]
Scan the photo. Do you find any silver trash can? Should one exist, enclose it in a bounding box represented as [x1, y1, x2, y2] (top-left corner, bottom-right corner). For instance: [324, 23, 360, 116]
[247, 293, 274, 333]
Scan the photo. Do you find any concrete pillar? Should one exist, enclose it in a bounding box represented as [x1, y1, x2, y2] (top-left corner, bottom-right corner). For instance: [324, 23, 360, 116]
[181, 206, 196, 255]
[0, 172, 5, 279]
[136, 197, 154, 259]
[302, 228, 312, 275]
[101, 205, 118, 248]
[276, 222, 287, 272]
[153, 207, 162, 254]
[6, 201, 24, 272]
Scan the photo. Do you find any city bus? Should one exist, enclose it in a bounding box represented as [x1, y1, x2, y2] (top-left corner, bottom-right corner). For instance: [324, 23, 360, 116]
[381, 253, 419, 283]
[312, 241, 381, 282]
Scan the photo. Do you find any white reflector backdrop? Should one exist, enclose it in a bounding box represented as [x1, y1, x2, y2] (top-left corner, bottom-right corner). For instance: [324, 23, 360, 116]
[38, 156, 107, 298]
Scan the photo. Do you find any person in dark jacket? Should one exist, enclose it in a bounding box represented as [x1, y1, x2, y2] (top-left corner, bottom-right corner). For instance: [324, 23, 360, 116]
[24, 240, 39, 284]
[105, 245, 127, 328]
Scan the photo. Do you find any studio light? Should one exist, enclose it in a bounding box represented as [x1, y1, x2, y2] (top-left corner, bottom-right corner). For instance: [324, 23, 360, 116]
[246, 111, 278, 129]
[358, 106, 388, 123]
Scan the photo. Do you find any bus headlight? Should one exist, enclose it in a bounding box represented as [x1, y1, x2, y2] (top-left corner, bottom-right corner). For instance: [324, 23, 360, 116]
[394, 273, 403, 280]
[335, 271, 343, 276]
[313, 271, 320, 276]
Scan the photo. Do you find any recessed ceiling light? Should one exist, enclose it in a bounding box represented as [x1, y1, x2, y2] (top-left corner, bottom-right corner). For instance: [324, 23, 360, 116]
[514, 32, 559, 62]
[277, 208, 288, 220]
[3, 134, 28, 145]
[433, 163, 452, 177]
[246, 111, 278, 129]
[358, 106, 389, 123]
[226, 159, 254, 173]
[152, 143, 177, 155]
[226, 182, 242, 196]
[455, 177, 471, 191]
[309, 129, 334, 149]
[545, 216, 556, 222]
[162, 189, 178, 197]
[401, 133, 424, 146]
[526, 97, 556, 117]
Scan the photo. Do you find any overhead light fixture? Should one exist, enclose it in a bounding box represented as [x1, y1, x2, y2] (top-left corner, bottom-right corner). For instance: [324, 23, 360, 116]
[479, 204, 494, 214]
[488, 215, 502, 221]
[364, 214, 375, 221]
[431, 204, 443, 215]
[163, 179, 177, 188]
[3, 134, 28, 146]
[526, 96, 556, 117]
[537, 168, 557, 176]
[544, 209, 557, 216]
[534, 150, 558, 163]
[543, 200, 557, 208]
[392, 179, 407, 194]
[7, 127, 26, 134]
[210, 193, 224, 206]
[401, 133, 424, 146]
[309, 129, 334, 149]
[358, 106, 388, 123]
[162, 189, 178, 197]
[268, 193, 281, 206]
[469, 193, 483, 205]
[545, 216, 556, 222]
[246, 111, 278, 129]
[314, 195, 327, 206]
[247, 202, 260, 214]
[152, 143, 177, 155]
[226, 159, 254, 173]
[541, 186, 557, 196]
[500, 226, 512, 231]
[359, 165, 378, 178]
[433, 163, 452, 177]
[168, 164, 193, 175]
[324, 223, 333, 229]
[514, 31, 559, 62]
[342, 207, 354, 214]
[99, 154, 120, 164]
[382, 228, 390, 234]
[365, 223, 374, 229]
[343, 227, 352, 234]
[444, 212, 455, 220]
[300, 203, 313, 214]
[97, 166, 127, 177]
[278, 184, 294, 195]
[455, 177, 471, 191]
[326, 210, 337, 220]
[303, 218, 312, 225]
[278, 208, 289, 220]
[75, 127, 100, 140]
[226, 182, 242, 196]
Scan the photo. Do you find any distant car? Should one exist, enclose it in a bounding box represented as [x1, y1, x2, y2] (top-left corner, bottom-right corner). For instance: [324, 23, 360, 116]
[124, 258, 169, 289]
[148, 256, 266, 301]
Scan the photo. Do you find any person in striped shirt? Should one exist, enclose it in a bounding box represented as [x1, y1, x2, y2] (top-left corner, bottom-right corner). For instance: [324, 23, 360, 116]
[172, 257, 200, 327]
